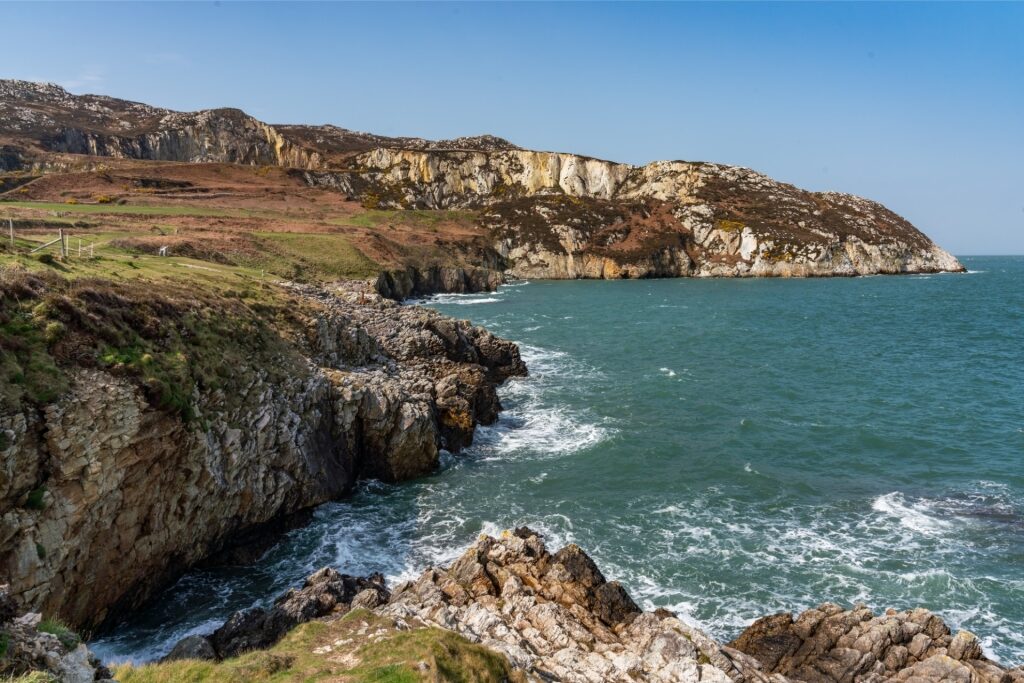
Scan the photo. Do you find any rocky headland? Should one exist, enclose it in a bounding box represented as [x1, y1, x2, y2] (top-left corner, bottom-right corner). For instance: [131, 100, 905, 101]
[0, 270, 524, 634]
[0, 79, 990, 682]
[1, 79, 964, 282]
[100, 528, 1021, 683]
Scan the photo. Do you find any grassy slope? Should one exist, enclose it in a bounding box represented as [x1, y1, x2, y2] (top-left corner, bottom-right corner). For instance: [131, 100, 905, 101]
[0, 200, 236, 217]
[113, 610, 523, 683]
[0, 255, 310, 420]
[0, 160, 486, 282]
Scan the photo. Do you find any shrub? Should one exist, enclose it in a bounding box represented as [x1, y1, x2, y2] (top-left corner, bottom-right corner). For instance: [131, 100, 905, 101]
[35, 542, 46, 560]
[94, 194, 113, 204]
[64, 198, 78, 205]
[36, 254, 56, 266]
[43, 321, 65, 344]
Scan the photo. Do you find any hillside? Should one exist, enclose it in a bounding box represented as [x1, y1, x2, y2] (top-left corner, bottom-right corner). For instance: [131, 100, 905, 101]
[0, 79, 963, 283]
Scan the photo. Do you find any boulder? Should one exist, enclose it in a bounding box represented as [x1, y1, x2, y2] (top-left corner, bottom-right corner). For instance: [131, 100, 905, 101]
[162, 634, 217, 662]
[179, 568, 390, 660]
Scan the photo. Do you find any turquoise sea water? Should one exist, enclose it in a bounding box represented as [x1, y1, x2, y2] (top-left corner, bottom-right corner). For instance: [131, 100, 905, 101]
[92, 256, 1024, 665]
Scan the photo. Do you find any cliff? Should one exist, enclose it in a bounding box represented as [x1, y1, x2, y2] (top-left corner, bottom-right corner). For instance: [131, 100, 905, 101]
[114, 529, 1023, 683]
[0, 270, 524, 630]
[0, 79, 964, 280]
[342, 149, 964, 278]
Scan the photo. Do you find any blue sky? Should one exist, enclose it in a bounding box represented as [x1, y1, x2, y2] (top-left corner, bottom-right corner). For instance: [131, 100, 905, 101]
[2, 2, 1021, 254]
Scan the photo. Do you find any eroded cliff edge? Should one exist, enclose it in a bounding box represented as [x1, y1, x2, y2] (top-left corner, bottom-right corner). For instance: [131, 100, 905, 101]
[0, 270, 525, 630]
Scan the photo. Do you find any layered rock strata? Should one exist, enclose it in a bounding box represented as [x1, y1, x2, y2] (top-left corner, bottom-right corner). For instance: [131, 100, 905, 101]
[0, 281, 524, 629]
[166, 529, 1022, 683]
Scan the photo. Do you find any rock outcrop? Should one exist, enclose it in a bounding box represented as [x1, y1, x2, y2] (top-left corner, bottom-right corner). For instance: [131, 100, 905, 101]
[163, 530, 1022, 683]
[0, 277, 524, 631]
[374, 265, 505, 301]
[0, 585, 113, 682]
[729, 603, 1024, 683]
[164, 567, 390, 662]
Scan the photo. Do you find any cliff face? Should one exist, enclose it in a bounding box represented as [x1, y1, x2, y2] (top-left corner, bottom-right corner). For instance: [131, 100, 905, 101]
[0, 80, 517, 172]
[0, 275, 524, 629]
[349, 149, 964, 278]
[0, 80, 324, 170]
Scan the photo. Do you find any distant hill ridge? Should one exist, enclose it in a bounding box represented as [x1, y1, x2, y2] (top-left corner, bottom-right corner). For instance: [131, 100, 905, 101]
[0, 78, 964, 278]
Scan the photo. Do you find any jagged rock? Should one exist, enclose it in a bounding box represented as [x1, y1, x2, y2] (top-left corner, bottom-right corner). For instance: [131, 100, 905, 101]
[139, 536, 1021, 683]
[374, 265, 504, 301]
[730, 604, 1014, 683]
[378, 529, 749, 682]
[0, 585, 112, 681]
[0, 281, 524, 629]
[198, 568, 388, 659]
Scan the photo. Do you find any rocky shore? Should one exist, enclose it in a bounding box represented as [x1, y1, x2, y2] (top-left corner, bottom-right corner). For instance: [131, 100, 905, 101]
[0, 275, 524, 632]
[102, 528, 1022, 683]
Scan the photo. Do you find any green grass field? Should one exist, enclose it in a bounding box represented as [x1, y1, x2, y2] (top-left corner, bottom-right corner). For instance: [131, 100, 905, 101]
[252, 232, 381, 280]
[0, 200, 234, 217]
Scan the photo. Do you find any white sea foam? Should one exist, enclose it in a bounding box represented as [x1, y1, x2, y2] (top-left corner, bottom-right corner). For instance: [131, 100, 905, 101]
[429, 295, 502, 305]
[481, 344, 614, 458]
[871, 492, 952, 534]
[408, 291, 505, 306]
[659, 367, 677, 377]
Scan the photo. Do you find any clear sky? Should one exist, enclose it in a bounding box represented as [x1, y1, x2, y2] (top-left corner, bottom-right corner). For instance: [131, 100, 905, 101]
[3, 2, 1022, 254]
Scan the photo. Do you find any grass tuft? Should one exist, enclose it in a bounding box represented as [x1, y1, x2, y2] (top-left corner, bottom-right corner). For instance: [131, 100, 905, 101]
[37, 618, 80, 650]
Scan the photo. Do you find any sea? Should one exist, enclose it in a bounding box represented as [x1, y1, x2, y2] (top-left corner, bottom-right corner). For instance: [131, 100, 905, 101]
[91, 256, 1024, 665]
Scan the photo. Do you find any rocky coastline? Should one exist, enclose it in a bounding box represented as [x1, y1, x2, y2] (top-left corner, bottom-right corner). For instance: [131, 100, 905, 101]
[0, 275, 524, 634]
[0, 79, 994, 683]
[96, 528, 1022, 683]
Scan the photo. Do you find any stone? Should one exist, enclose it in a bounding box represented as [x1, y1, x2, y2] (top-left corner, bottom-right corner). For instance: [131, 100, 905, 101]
[730, 604, 1014, 683]
[161, 634, 217, 662]
[183, 569, 389, 660]
[377, 529, 761, 682]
